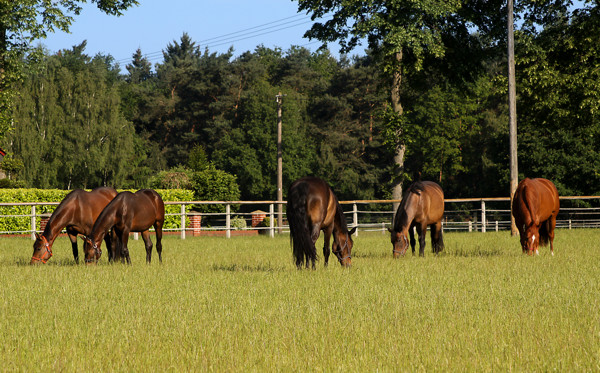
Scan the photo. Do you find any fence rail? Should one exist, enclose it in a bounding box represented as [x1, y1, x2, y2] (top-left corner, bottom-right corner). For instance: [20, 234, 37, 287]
[1, 196, 599, 239]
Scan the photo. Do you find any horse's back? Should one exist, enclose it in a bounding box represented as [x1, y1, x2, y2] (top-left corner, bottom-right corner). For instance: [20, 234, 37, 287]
[513, 178, 559, 224]
[413, 181, 445, 222]
[291, 176, 335, 225]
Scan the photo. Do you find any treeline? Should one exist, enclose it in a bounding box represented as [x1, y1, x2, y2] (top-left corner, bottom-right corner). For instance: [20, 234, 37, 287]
[3, 5, 600, 200]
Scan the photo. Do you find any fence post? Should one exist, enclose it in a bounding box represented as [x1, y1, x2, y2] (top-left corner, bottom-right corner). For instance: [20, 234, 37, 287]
[352, 202, 358, 236]
[495, 221, 499, 232]
[226, 204, 231, 239]
[382, 222, 386, 234]
[481, 200, 486, 233]
[269, 203, 275, 238]
[569, 219, 572, 230]
[180, 203, 186, 240]
[468, 221, 472, 232]
[31, 205, 36, 240]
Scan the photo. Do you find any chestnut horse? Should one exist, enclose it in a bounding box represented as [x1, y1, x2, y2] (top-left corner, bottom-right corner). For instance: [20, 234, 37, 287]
[287, 176, 356, 269]
[30, 187, 117, 265]
[512, 178, 560, 255]
[83, 189, 165, 264]
[388, 181, 444, 257]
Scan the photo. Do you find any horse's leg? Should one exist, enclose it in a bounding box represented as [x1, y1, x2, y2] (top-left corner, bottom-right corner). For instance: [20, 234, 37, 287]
[120, 229, 132, 265]
[431, 221, 444, 254]
[141, 230, 152, 264]
[104, 230, 113, 263]
[322, 225, 333, 267]
[67, 230, 79, 264]
[308, 223, 320, 269]
[409, 225, 416, 255]
[548, 216, 557, 256]
[154, 220, 164, 263]
[416, 224, 426, 257]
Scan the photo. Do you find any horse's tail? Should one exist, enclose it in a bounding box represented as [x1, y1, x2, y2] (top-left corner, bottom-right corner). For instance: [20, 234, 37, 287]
[287, 182, 316, 268]
[432, 227, 445, 253]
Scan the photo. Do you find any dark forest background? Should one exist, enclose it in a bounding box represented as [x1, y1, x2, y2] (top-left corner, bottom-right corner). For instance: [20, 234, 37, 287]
[1, 3, 599, 200]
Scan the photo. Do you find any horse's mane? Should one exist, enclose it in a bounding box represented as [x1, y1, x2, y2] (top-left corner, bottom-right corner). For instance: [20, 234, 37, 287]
[394, 182, 424, 231]
[334, 196, 349, 233]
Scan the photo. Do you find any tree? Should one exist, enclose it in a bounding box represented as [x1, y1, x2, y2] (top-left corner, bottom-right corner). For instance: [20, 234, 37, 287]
[0, 0, 138, 141]
[8, 44, 139, 189]
[295, 0, 485, 205]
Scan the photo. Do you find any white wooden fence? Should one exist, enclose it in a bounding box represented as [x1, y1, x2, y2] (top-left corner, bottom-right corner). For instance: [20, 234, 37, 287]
[1, 196, 599, 239]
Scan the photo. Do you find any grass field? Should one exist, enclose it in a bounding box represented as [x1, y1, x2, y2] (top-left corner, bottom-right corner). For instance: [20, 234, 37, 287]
[1, 229, 599, 371]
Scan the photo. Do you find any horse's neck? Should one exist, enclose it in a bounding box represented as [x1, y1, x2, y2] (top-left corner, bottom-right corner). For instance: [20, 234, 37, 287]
[396, 193, 418, 231]
[93, 206, 118, 241]
[332, 205, 348, 239]
[44, 203, 75, 243]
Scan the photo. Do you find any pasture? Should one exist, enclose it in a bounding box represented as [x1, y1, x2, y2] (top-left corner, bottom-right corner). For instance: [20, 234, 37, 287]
[1, 230, 599, 371]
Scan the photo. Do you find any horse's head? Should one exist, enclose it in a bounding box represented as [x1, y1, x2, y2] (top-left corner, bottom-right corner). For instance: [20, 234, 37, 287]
[333, 227, 356, 267]
[82, 235, 102, 265]
[520, 224, 539, 255]
[30, 233, 53, 265]
[389, 227, 410, 258]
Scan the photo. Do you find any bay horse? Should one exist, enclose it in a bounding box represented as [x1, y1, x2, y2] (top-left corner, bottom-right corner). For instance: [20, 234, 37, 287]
[388, 181, 444, 257]
[30, 187, 117, 265]
[511, 178, 560, 255]
[287, 176, 356, 269]
[83, 189, 165, 264]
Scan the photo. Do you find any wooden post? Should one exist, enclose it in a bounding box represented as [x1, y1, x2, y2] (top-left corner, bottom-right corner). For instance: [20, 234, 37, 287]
[180, 204, 186, 240]
[352, 203, 358, 236]
[226, 204, 231, 239]
[30, 205, 36, 240]
[481, 200, 486, 233]
[508, 0, 519, 236]
[276, 93, 284, 234]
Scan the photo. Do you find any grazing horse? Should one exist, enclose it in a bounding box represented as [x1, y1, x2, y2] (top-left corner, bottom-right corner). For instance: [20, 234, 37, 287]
[512, 178, 560, 255]
[83, 189, 165, 264]
[287, 176, 356, 269]
[388, 181, 444, 257]
[30, 187, 117, 265]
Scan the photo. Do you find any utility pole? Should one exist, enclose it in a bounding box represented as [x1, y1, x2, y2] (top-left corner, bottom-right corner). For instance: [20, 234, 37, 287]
[276, 92, 284, 233]
[508, 0, 519, 236]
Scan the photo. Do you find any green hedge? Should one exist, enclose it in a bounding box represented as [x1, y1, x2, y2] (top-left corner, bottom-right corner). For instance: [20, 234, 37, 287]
[0, 189, 194, 234]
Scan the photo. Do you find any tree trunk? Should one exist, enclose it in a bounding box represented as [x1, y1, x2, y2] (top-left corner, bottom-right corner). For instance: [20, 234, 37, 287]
[391, 51, 405, 215]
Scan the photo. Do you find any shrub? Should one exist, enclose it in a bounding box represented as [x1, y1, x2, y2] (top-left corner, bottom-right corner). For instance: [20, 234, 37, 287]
[190, 166, 241, 213]
[230, 216, 247, 230]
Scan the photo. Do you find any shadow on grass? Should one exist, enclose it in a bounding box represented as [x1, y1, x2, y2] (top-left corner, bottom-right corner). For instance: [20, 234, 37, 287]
[445, 246, 504, 257]
[211, 263, 286, 272]
[352, 251, 390, 259]
[16, 257, 80, 267]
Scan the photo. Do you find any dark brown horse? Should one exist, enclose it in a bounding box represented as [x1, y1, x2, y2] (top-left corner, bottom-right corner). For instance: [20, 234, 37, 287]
[83, 189, 165, 264]
[388, 181, 445, 257]
[512, 178, 560, 255]
[30, 187, 117, 265]
[287, 176, 356, 269]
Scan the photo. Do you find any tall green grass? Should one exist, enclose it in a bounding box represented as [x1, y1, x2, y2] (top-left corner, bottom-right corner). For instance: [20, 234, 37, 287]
[1, 230, 599, 371]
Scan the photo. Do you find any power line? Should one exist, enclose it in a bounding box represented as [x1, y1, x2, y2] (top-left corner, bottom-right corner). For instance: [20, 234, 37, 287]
[116, 13, 330, 66]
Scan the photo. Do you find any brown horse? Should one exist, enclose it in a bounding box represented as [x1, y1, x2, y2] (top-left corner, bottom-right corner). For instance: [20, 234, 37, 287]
[30, 187, 117, 265]
[287, 176, 356, 269]
[512, 178, 560, 255]
[83, 189, 165, 264]
[388, 181, 444, 257]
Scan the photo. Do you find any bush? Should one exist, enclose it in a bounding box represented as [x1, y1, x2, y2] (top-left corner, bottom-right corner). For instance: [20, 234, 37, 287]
[230, 216, 247, 230]
[190, 166, 241, 213]
[0, 188, 195, 233]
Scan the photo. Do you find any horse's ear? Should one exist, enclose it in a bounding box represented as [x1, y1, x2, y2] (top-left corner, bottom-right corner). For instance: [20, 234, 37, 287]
[349, 227, 357, 236]
[81, 235, 92, 244]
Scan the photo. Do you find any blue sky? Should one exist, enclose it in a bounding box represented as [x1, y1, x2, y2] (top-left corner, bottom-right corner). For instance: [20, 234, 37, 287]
[37, 0, 357, 69]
